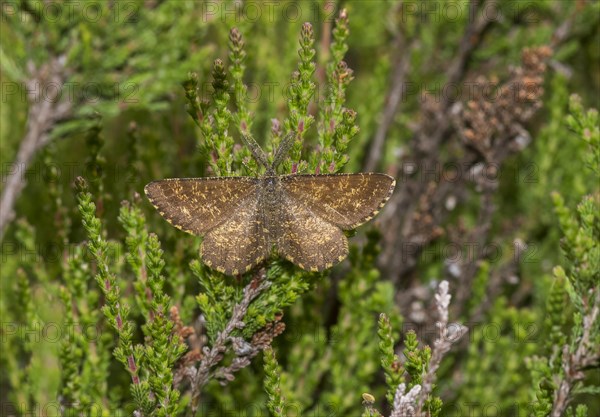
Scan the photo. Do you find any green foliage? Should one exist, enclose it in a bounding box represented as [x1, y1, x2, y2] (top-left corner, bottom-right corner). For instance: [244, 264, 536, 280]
[317, 230, 401, 414]
[458, 296, 539, 413]
[401, 331, 441, 417]
[2, 2, 600, 416]
[76, 177, 145, 399]
[528, 97, 600, 417]
[314, 10, 358, 173]
[403, 330, 429, 388]
[552, 194, 599, 303]
[377, 313, 403, 404]
[285, 22, 317, 172]
[1, 1, 215, 140]
[141, 233, 187, 415]
[544, 273, 568, 358]
[57, 242, 112, 414]
[75, 177, 187, 415]
[4, 265, 38, 408]
[566, 96, 599, 177]
[263, 347, 286, 417]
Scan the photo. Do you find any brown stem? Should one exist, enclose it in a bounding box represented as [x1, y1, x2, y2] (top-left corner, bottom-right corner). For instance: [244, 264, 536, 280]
[315, 1, 334, 89]
[378, 0, 495, 284]
[364, 1, 412, 173]
[551, 293, 599, 416]
[188, 271, 270, 417]
[0, 56, 71, 241]
[453, 185, 496, 313]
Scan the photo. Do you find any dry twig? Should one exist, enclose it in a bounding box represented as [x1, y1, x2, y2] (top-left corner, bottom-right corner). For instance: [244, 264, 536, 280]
[0, 56, 71, 240]
[187, 271, 271, 416]
[378, 0, 496, 282]
[551, 292, 600, 416]
[416, 281, 467, 411]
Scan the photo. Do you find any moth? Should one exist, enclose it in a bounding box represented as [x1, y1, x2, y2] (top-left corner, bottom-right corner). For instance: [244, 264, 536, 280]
[145, 133, 395, 275]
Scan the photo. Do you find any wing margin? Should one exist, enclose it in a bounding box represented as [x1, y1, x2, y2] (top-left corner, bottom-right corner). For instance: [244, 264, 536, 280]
[280, 173, 395, 230]
[144, 176, 259, 235]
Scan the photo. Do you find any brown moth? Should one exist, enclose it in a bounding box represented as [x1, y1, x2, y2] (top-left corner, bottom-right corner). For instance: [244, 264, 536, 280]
[145, 133, 395, 275]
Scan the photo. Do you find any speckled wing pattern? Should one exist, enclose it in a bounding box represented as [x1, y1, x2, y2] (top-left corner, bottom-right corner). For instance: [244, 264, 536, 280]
[277, 192, 349, 272]
[145, 172, 395, 275]
[280, 173, 396, 229]
[144, 177, 258, 234]
[200, 194, 269, 275]
[276, 173, 395, 272]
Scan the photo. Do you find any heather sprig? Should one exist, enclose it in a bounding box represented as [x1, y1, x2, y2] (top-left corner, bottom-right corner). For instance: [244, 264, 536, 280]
[75, 177, 150, 413]
[118, 197, 151, 318]
[377, 313, 403, 404]
[330, 9, 350, 65]
[316, 9, 358, 173]
[58, 243, 111, 414]
[118, 194, 187, 414]
[182, 72, 203, 128]
[566, 94, 599, 175]
[58, 285, 85, 411]
[544, 273, 568, 358]
[229, 27, 251, 133]
[263, 347, 286, 417]
[183, 61, 236, 177]
[210, 59, 235, 175]
[290, 22, 317, 118]
[141, 233, 187, 416]
[283, 22, 317, 173]
[228, 27, 258, 176]
[402, 330, 429, 388]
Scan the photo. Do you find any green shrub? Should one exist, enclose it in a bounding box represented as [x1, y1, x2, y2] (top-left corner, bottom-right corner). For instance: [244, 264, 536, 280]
[1, 2, 598, 416]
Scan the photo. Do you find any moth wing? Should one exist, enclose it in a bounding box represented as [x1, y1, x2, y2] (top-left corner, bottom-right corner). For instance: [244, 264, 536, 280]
[280, 173, 395, 230]
[201, 196, 269, 275]
[144, 177, 258, 235]
[277, 194, 348, 272]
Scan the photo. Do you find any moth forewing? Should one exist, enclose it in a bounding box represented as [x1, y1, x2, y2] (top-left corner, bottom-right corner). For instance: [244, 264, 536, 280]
[279, 173, 396, 230]
[144, 177, 259, 235]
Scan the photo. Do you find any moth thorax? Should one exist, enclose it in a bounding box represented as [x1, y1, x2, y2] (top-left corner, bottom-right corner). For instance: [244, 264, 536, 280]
[262, 177, 280, 210]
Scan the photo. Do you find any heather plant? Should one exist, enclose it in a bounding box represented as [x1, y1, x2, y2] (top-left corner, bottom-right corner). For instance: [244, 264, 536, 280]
[1, 2, 599, 417]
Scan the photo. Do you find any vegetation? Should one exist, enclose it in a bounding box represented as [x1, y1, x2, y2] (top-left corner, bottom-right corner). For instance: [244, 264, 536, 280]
[1, 1, 598, 416]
